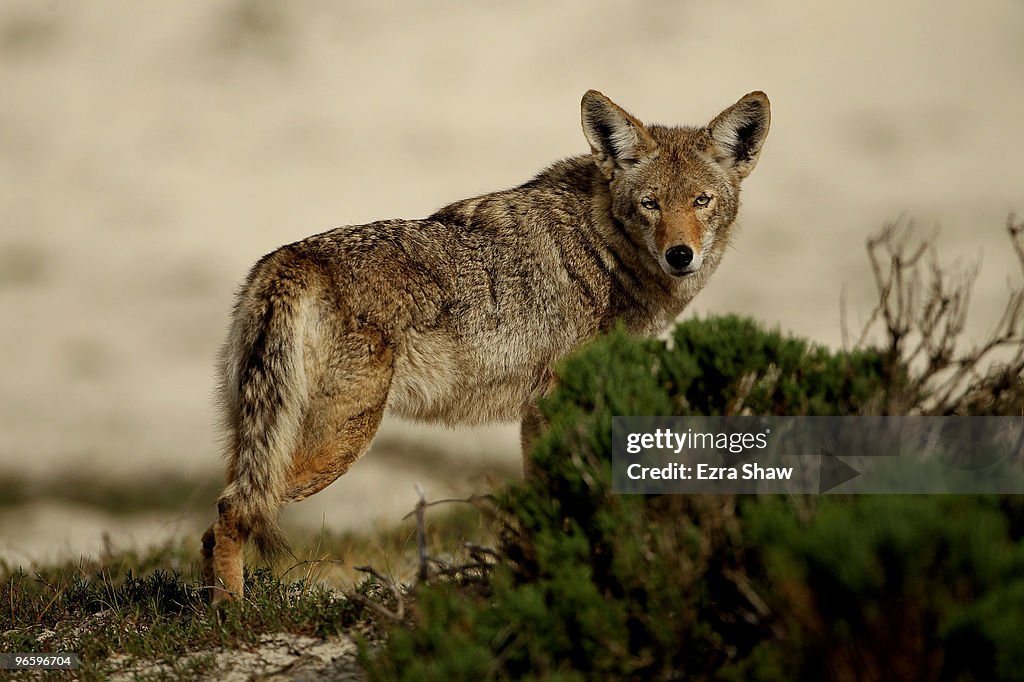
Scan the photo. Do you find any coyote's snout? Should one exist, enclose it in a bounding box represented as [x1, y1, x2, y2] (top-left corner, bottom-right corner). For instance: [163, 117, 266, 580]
[202, 90, 771, 601]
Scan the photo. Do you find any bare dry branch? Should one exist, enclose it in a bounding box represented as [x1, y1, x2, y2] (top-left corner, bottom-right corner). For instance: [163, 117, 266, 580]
[346, 566, 405, 622]
[848, 215, 1024, 414]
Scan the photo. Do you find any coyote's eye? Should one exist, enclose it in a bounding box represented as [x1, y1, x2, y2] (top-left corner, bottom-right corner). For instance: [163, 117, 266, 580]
[640, 197, 659, 211]
[694, 193, 712, 207]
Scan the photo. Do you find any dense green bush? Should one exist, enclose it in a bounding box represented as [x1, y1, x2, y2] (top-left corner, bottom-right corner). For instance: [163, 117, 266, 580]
[664, 316, 893, 416]
[366, 317, 1024, 681]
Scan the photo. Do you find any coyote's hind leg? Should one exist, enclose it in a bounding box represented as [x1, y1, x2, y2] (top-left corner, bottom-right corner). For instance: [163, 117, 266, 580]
[208, 499, 248, 603]
[284, 326, 394, 503]
[205, 321, 393, 604]
[284, 402, 387, 504]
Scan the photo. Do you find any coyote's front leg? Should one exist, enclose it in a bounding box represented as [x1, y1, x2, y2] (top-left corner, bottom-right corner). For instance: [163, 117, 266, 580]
[520, 402, 548, 477]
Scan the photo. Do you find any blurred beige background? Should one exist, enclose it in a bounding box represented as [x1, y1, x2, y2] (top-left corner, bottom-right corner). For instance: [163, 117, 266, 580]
[1, 0, 1022, 564]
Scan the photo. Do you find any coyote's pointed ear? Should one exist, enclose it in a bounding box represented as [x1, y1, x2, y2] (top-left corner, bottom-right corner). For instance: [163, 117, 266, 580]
[707, 91, 770, 180]
[581, 90, 658, 178]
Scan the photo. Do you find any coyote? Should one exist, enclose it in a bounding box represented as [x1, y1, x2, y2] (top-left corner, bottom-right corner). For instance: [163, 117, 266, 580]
[202, 90, 770, 601]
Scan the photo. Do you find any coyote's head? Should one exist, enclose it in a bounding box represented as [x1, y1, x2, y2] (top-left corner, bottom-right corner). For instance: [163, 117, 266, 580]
[581, 90, 770, 278]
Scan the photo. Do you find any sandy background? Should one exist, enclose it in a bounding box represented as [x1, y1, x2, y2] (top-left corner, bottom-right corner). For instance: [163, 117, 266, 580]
[1, 0, 1022, 565]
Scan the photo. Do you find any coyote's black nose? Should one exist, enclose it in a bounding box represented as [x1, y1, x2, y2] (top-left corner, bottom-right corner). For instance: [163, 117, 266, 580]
[665, 245, 694, 270]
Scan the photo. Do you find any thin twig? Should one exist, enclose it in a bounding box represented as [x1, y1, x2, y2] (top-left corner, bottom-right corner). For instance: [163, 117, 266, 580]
[400, 493, 496, 521]
[280, 557, 345, 580]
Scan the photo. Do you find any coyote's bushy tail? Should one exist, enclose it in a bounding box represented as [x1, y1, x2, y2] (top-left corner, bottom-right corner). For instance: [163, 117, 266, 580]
[217, 276, 308, 560]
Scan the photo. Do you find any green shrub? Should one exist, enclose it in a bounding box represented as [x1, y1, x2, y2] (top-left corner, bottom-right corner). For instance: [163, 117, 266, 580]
[665, 316, 892, 416]
[742, 496, 1024, 681]
[366, 317, 1024, 681]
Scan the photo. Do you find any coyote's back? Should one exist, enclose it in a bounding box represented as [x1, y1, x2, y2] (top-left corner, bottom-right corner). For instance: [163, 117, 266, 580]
[202, 89, 770, 601]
